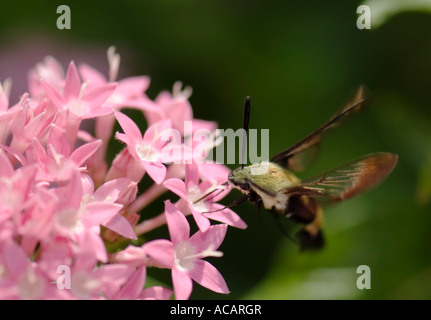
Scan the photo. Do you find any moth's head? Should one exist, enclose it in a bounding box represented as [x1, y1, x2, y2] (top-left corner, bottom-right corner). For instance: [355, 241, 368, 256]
[228, 167, 251, 191]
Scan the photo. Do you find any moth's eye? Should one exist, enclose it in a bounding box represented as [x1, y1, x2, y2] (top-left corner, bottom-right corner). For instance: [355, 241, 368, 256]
[240, 182, 250, 190]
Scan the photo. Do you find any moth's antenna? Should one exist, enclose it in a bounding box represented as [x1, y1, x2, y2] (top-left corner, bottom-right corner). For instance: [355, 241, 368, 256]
[202, 194, 250, 214]
[241, 96, 251, 169]
[193, 181, 229, 204]
[202, 188, 226, 203]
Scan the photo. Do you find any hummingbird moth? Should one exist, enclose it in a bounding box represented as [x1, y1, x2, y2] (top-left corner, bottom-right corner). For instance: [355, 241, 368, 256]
[204, 86, 397, 250]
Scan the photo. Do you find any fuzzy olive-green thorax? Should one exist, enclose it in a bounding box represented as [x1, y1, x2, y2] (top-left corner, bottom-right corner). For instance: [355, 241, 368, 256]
[228, 161, 300, 195]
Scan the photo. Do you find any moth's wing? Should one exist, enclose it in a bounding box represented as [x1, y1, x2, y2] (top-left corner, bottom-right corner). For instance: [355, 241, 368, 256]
[283, 153, 398, 201]
[270, 85, 371, 172]
[283, 142, 320, 172]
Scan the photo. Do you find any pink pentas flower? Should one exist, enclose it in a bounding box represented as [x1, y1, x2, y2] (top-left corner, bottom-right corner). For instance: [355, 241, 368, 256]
[164, 200, 230, 300]
[116, 200, 230, 300]
[28, 55, 65, 99]
[79, 62, 154, 112]
[145, 82, 193, 135]
[69, 261, 134, 300]
[16, 184, 60, 255]
[114, 111, 169, 183]
[105, 148, 144, 182]
[0, 240, 57, 299]
[111, 266, 147, 299]
[164, 163, 246, 232]
[145, 81, 217, 136]
[80, 175, 138, 240]
[110, 265, 173, 300]
[0, 152, 70, 256]
[90, 176, 138, 207]
[42, 61, 116, 120]
[51, 171, 126, 263]
[8, 94, 50, 155]
[36, 236, 73, 282]
[24, 124, 102, 181]
[115, 111, 193, 184]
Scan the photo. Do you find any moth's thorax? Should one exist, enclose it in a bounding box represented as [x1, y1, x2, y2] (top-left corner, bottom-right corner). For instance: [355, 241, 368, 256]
[229, 161, 300, 190]
[228, 161, 301, 212]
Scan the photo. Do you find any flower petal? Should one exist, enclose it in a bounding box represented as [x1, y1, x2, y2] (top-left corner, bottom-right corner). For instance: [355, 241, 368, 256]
[82, 202, 123, 227]
[163, 178, 188, 199]
[165, 200, 189, 244]
[70, 139, 102, 167]
[185, 163, 200, 188]
[64, 61, 82, 100]
[190, 119, 218, 133]
[143, 119, 171, 145]
[142, 239, 174, 268]
[84, 106, 114, 119]
[189, 224, 228, 252]
[117, 76, 150, 96]
[48, 125, 70, 157]
[159, 144, 192, 164]
[114, 245, 146, 265]
[79, 63, 107, 86]
[143, 161, 166, 184]
[75, 229, 108, 266]
[85, 83, 117, 111]
[198, 163, 231, 185]
[114, 266, 146, 300]
[42, 80, 66, 109]
[92, 263, 135, 299]
[172, 268, 193, 300]
[2, 241, 28, 277]
[114, 132, 131, 146]
[93, 177, 132, 202]
[140, 286, 173, 300]
[59, 171, 83, 209]
[204, 205, 247, 229]
[115, 111, 143, 142]
[188, 260, 229, 294]
[190, 207, 211, 232]
[103, 213, 137, 239]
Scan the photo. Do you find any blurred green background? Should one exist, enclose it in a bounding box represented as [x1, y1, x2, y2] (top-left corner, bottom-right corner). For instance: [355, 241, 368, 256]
[1, 0, 431, 299]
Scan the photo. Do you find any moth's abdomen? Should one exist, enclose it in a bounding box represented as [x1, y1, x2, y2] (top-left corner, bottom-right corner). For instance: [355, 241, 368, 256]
[297, 229, 325, 251]
[285, 196, 317, 223]
[284, 195, 325, 250]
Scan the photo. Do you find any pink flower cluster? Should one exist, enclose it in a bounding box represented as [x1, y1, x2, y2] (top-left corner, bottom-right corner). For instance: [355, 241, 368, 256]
[0, 47, 246, 299]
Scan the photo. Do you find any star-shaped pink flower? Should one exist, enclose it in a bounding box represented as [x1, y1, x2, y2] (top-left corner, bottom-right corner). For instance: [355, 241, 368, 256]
[144, 201, 230, 300]
[115, 111, 191, 184]
[27, 124, 102, 182]
[164, 163, 246, 232]
[42, 61, 116, 119]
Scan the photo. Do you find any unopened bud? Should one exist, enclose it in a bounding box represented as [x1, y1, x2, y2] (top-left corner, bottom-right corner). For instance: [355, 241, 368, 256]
[117, 181, 138, 206]
[106, 149, 144, 181]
